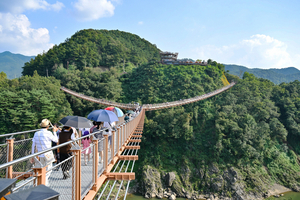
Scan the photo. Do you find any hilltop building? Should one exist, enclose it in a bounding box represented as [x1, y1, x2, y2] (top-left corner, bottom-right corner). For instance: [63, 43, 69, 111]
[160, 51, 179, 64]
[160, 51, 207, 65]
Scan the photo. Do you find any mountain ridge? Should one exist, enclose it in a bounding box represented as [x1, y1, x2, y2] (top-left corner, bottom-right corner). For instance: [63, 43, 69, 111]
[0, 51, 35, 79]
[224, 64, 300, 84]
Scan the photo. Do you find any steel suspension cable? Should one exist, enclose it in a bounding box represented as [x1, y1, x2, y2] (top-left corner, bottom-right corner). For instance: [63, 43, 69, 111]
[98, 141, 134, 200]
[97, 160, 123, 200]
[123, 149, 139, 200]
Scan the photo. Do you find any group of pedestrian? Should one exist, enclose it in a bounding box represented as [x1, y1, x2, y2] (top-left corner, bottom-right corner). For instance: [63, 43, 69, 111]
[31, 117, 117, 183]
[31, 102, 144, 184]
[31, 119, 79, 182]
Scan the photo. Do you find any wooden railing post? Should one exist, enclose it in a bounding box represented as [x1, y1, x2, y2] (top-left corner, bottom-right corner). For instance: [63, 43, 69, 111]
[92, 138, 98, 191]
[111, 130, 115, 164]
[119, 125, 122, 152]
[71, 147, 81, 200]
[123, 124, 125, 146]
[6, 138, 14, 179]
[116, 127, 120, 156]
[125, 122, 128, 143]
[33, 166, 47, 185]
[103, 134, 108, 174]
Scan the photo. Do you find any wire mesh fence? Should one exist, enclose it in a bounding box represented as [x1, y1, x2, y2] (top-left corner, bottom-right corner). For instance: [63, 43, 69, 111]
[114, 131, 118, 156]
[81, 143, 94, 199]
[13, 138, 33, 173]
[13, 138, 33, 159]
[108, 135, 112, 164]
[0, 143, 7, 178]
[47, 155, 75, 200]
[9, 157, 35, 192]
[13, 176, 37, 193]
[98, 138, 104, 177]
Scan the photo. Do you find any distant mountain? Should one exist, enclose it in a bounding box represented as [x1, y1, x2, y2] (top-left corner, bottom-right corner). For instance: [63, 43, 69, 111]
[0, 51, 35, 79]
[224, 64, 300, 84]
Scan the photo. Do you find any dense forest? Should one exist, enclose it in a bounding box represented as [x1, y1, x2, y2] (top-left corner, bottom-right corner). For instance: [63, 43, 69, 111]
[22, 29, 160, 77]
[1, 29, 300, 199]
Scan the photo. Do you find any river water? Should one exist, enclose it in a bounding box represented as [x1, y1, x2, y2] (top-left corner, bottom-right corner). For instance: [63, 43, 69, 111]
[125, 191, 300, 200]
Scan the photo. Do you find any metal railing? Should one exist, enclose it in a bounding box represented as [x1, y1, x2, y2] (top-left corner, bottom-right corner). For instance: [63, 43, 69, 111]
[0, 109, 145, 200]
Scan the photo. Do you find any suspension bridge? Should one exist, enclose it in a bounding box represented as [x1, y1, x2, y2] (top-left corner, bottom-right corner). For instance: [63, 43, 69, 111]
[0, 82, 235, 200]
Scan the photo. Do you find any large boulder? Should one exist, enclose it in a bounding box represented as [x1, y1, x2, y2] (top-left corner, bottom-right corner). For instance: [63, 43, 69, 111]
[211, 175, 224, 192]
[166, 172, 176, 187]
[179, 165, 192, 187]
[171, 178, 185, 197]
[140, 165, 163, 198]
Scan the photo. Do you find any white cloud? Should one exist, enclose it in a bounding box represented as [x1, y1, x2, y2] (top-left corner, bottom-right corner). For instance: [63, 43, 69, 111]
[194, 34, 298, 69]
[138, 21, 144, 25]
[73, 0, 115, 21]
[0, 13, 54, 56]
[0, 0, 64, 14]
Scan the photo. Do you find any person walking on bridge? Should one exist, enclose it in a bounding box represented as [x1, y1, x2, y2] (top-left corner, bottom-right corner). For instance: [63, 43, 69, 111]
[31, 119, 58, 186]
[58, 126, 76, 179]
[92, 121, 104, 164]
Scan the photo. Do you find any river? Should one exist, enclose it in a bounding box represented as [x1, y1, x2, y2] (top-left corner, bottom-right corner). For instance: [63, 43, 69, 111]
[125, 191, 300, 200]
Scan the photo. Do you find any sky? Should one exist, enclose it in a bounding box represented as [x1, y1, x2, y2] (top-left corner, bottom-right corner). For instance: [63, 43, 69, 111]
[0, 0, 300, 69]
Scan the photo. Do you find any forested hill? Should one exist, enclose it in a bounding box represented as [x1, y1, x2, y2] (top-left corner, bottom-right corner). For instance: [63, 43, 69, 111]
[22, 29, 161, 77]
[224, 64, 300, 84]
[0, 51, 35, 79]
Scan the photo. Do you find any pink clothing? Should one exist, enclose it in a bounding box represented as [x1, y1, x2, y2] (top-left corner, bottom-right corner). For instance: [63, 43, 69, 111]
[82, 138, 91, 154]
[90, 125, 96, 133]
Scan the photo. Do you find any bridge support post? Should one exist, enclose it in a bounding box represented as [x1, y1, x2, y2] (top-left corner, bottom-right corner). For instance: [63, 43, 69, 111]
[6, 138, 14, 179]
[71, 148, 81, 200]
[92, 138, 98, 191]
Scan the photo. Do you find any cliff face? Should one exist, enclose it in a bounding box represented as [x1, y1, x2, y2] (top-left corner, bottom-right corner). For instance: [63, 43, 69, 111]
[137, 165, 271, 200]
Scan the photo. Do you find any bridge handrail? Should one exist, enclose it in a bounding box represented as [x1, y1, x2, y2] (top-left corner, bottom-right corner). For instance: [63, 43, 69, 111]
[0, 127, 57, 139]
[0, 108, 145, 200]
[0, 112, 141, 170]
[0, 127, 106, 170]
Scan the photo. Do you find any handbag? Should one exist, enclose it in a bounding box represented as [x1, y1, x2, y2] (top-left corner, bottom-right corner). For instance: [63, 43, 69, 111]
[37, 132, 55, 164]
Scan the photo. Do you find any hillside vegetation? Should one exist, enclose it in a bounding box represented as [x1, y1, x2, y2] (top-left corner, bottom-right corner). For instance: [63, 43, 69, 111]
[1, 29, 300, 199]
[224, 64, 300, 84]
[124, 67, 300, 198]
[22, 29, 160, 77]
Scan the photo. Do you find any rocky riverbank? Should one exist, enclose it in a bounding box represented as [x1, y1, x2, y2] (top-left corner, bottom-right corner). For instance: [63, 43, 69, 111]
[131, 165, 296, 200]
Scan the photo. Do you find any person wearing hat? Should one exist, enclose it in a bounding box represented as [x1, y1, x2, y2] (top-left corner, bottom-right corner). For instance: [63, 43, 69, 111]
[81, 131, 91, 165]
[31, 119, 58, 186]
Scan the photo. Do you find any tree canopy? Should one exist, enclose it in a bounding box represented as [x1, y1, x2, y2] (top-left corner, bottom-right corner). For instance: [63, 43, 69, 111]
[22, 29, 161, 77]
